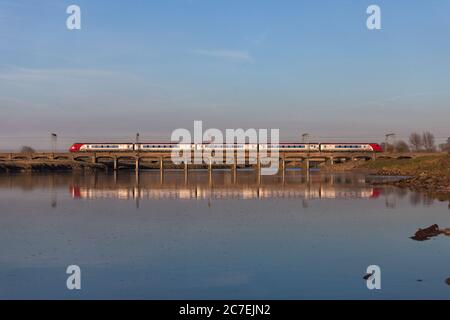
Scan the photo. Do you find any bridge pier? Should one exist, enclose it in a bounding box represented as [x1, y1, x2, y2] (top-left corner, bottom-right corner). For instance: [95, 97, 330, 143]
[135, 169, 140, 184]
[113, 157, 118, 171]
[232, 154, 237, 184]
[304, 158, 310, 172]
[184, 161, 188, 185]
[159, 157, 164, 183]
[208, 159, 213, 184]
[208, 159, 213, 173]
[135, 158, 140, 173]
[329, 156, 334, 166]
[281, 157, 285, 182]
[256, 156, 261, 184]
[159, 157, 164, 173]
[208, 162, 213, 187]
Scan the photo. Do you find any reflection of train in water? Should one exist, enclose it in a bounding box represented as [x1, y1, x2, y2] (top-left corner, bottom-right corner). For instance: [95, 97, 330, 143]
[70, 185, 382, 200]
[69, 143, 383, 153]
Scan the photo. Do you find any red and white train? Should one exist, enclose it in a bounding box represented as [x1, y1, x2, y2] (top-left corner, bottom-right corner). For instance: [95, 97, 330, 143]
[69, 143, 383, 153]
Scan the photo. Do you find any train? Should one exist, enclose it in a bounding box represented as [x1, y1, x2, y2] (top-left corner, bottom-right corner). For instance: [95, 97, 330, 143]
[69, 142, 383, 153]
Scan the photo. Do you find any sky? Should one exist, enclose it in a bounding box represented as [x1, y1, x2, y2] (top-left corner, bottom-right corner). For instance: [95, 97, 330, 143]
[0, 0, 450, 150]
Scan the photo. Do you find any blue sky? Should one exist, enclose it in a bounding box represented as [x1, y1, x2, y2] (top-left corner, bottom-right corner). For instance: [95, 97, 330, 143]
[0, 0, 450, 149]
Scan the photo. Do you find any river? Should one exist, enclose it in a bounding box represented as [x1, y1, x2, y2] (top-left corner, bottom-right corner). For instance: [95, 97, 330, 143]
[0, 170, 449, 299]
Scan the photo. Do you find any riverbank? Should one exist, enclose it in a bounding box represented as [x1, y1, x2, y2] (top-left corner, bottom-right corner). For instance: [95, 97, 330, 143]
[0, 159, 106, 172]
[337, 154, 450, 200]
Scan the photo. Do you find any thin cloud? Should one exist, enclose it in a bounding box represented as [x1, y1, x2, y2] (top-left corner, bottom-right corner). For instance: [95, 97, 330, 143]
[192, 49, 253, 62]
[0, 66, 127, 81]
[363, 91, 447, 108]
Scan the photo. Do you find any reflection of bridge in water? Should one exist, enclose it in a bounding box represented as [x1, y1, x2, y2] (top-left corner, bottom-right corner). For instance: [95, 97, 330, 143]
[0, 171, 439, 208]
[2, 171, 438, 207]
[71, 185, 380, 200]
[67, 171, 381, 201]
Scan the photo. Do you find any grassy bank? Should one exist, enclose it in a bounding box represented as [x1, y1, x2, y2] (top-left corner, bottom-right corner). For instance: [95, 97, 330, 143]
[358, 154, 450, 199]
[358, 154, 450, 176]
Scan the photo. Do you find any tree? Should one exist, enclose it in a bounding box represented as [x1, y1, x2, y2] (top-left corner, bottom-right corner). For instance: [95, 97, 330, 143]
[395, 140, 410, 153]
[409, 132, 423, 151]
[439, 137, 450, 151]
[20, 146, 36, 153]
[380, 142, 396, 152]
[422, 132, 435, 152]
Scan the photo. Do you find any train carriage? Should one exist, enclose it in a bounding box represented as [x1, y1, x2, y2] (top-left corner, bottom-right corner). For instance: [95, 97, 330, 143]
[69, 142, 383, 153]
[69, 143, 134, 152]
[136, 143, 193, 152]
[319, 143, 382, 152]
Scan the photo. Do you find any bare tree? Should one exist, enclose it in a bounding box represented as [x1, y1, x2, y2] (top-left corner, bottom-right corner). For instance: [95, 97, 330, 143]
[395, 140, 410, 153]
[20, 146, 36, 153]
[409, 132, 423, 151]
[380, 142, 394, 152]
[422, 132, 435, 152]
[439, 137, 450, 151]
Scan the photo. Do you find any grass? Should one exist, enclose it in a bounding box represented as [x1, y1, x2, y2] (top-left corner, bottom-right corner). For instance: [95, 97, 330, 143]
[358, 154, 450, 177]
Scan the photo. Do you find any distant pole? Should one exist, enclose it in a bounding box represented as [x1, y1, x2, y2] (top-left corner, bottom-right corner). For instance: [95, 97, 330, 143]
[302, 133, 309, 143]
[136, 133, 140, 154]
[302, 133, 310, 172]
[51, 133, 57, 153]
[385, 133, 395, 153]
[302, 133, 310, 153]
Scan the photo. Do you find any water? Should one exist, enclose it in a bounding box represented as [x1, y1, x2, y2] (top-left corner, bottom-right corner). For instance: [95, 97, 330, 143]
[0, 170, 449, 299]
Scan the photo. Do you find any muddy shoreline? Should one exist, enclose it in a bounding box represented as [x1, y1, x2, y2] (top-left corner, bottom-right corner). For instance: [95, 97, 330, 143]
[324, 154, 450, 201]
[371, 174, 450, 201]
[0, 160, 106, 173]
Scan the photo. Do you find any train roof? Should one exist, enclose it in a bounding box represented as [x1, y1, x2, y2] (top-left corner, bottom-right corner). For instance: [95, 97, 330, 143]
[72, 142, 378, 144]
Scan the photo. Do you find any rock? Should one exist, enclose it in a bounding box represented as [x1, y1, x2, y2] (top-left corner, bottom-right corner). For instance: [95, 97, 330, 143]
[410, 224, 442, 241]
[363, 273, 373, 280]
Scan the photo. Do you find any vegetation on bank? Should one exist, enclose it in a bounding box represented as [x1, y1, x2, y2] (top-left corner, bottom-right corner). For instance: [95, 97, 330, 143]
[358, 154, 450, 176]
[0, 160, 106, 172]
[357, 154, 450, 199]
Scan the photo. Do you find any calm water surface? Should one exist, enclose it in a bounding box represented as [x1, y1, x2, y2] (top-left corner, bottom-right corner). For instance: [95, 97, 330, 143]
[0, 170, 449, 299]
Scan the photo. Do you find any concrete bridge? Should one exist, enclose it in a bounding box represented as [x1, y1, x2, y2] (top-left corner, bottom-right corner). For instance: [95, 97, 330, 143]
[0, 150, 420, 170]
[0, 150, 432, 185]
[0, 150, 383, 163]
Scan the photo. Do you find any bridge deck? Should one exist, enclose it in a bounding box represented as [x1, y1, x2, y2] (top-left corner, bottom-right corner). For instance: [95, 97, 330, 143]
[0, 151, 379, 162]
